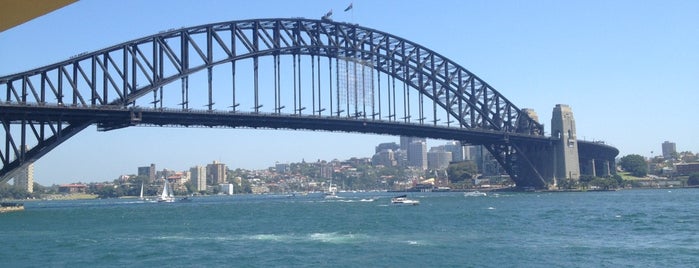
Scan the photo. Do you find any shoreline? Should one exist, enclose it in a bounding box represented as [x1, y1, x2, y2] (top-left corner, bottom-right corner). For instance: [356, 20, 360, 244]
[0, 202, 24, 213]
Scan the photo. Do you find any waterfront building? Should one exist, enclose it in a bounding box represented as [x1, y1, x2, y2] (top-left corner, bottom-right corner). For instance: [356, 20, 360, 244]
[58, 183, 87, 194]
[676, 162, 699, 175]
[190, 165, 207, 191]
[219, 183, 234, 195]
[662, 141, 677, 159]
[207, 161, 227, 185]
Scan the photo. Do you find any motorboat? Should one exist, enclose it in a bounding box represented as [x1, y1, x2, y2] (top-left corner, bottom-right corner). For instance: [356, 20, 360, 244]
[463, 191, 487, 197]
[391, 195, 420, 205]
[324, 182, 339, 199]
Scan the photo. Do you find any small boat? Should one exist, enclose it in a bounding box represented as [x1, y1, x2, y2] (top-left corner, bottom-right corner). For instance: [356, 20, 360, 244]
[324, 182, 339, 199]
[157, 179, 175, 203]
[464, 191, 487, 197]
[391, 195, 420, 205]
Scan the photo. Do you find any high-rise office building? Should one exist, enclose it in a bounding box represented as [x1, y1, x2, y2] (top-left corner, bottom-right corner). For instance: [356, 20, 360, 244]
[427, 147, 452, 170]
[464, 145, 482, 161]
[443, 141, 464, 162]
[400, 136, 426, 151]
[408, 140, 427, 170]
[394, 149, 408, 167]
[662, 141, 677, 159]
[206, 161, 227, 185]
[137, 163, 156, 182]
[190, 165, 207, 191]
[14, 162, 34, 193]
[275, 163, 290, 173]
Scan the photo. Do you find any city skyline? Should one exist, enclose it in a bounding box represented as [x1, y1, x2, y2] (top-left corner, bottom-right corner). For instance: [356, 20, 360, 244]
[1, 0, 697, 185]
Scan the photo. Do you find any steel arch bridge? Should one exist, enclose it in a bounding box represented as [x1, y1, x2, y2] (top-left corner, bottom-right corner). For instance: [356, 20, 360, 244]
[0, 18, 618, 188]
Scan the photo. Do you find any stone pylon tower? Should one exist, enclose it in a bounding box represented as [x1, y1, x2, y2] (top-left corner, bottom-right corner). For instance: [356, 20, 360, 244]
[551, 104, 580, 183]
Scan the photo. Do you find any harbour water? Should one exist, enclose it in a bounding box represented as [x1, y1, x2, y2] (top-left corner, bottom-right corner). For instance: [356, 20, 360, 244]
[1, 188, 698, 267]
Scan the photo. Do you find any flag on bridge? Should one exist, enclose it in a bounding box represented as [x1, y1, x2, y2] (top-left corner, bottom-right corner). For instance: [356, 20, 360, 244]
[344, 3, 353, 12]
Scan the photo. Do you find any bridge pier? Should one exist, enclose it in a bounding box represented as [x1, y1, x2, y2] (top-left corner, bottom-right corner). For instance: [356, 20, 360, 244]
[512, 105, 618, 189]
[551, 104, 580, 183]
[580, 157, 613, 178]
[596, 160, 607, 177]
[579, 158, 598, 178]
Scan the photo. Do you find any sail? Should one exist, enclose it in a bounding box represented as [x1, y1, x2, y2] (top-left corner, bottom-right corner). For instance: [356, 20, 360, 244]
[168, 181, 175, 197]
[161, 181, 169, 199]
[139, 183, 144, 200]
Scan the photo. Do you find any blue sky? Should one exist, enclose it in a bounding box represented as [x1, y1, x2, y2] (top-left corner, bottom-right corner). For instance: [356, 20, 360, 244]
[1, 0, 698, 185]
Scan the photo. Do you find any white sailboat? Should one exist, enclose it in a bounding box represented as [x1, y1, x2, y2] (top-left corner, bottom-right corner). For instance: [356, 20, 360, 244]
[139, 182, 145, 200]
[157, 179, 175, 203]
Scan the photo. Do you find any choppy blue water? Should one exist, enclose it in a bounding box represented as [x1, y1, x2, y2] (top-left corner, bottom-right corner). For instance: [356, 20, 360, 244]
[2, 189, 698, 267]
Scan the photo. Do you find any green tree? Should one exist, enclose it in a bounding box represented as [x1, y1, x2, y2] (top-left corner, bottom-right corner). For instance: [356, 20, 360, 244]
[447, 161, 478, 183]
[619, 154, 648, 177]
[612, 174, 624, 187]
[0, 183, 30, 199]
[183, 181, 196, 194]
[236, 178, 252, 194]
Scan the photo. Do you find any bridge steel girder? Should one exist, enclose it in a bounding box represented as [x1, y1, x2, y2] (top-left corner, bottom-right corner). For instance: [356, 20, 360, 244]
[0, 18, 614, 187]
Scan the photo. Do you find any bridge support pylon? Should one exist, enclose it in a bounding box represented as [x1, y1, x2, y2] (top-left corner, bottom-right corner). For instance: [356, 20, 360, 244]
[551, 104, 581, 187]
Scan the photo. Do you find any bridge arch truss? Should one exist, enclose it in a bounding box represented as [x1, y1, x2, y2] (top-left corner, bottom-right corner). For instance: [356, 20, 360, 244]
[1, 18, 555, 185]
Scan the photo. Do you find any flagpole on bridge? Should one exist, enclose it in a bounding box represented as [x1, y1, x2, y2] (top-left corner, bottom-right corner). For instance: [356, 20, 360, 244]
[344, 3, 353, 23]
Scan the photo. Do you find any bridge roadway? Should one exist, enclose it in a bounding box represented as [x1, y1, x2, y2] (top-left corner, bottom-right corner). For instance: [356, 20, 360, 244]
[2, 102, 550, 143]
[1, 102, 618, 163]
